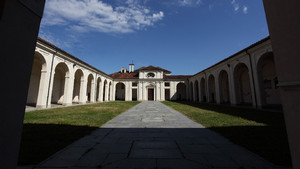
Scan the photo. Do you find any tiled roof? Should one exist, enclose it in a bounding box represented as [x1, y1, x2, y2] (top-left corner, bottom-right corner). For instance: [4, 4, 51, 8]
[135, 65, 171, 74]
[164, 75, 192, 79]
[110, 72, 139, 79]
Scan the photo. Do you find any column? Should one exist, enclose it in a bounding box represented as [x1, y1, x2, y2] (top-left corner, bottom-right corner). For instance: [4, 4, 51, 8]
[198, 79, 201, 102]
[90, 77, 95, 102]
[104, 82, 109, 101]
[63, 74, 74, 106]
[36, 70, 48, 108]
[47, 70, 55, 107]
[215, 74, 221, 104]
[138, 82, 142, 101]
[228, 65, 237, 105]
[192, 81, 196, 102]
[79, 78, 87, 104]
[98, 79, 103, 102]
[247, 62, 257, 108]
[161, 82, 165, 101]
[155, 82, 160, 101]
[250, 55, 264, 107]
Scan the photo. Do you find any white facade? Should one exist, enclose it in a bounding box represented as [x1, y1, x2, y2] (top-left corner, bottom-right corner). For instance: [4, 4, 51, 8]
[27, 37, 281, 109]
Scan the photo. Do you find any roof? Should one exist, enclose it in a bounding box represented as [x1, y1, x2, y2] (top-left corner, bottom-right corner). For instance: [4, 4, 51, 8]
[164, 75, 192, 79]
[193, 36, 271, 77]
[110, 72, 139, 79]
[135, 65, 171, 74]
[37, 37, 110, 78]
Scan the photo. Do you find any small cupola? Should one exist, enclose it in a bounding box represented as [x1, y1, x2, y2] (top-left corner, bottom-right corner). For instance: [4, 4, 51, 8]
[121, 67, 127, 73]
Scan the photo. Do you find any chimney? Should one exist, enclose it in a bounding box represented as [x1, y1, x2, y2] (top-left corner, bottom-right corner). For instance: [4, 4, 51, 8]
[129, 64, 134, 73]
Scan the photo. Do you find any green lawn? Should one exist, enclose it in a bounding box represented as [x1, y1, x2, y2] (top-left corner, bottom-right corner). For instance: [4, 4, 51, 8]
[163, 101, 291, 167]
[18, 101, 140, 165]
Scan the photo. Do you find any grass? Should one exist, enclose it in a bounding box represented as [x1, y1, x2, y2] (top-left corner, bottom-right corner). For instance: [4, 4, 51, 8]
[162, 101, 291, 167]
[18, 101, 140, 165]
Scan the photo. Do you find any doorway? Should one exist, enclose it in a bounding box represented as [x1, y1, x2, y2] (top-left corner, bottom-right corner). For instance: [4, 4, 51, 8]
[148, 88, 154, 101]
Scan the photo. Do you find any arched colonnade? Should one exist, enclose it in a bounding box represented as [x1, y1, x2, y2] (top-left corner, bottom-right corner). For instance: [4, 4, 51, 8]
[188, 50, 281, 108]
[26, 50, 113, 108]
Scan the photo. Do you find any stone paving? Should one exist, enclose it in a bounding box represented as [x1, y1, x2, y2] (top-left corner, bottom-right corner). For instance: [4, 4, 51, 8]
[36, 101, 280, 169]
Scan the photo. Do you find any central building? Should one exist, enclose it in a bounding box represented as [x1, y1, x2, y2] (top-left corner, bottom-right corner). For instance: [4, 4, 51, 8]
[110, 65, 191, 101]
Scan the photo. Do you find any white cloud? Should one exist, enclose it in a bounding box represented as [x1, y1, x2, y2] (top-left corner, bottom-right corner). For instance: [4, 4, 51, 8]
[231, 0, 240, 12]
[178, 0, 202, 7]
[41, 0, 164, 33]
[38, 31, 76, 49]
[243, 6, 248, 14]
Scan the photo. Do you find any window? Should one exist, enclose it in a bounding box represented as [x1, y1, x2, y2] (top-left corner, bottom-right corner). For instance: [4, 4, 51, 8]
[132, 82, 137, 86]
[165, 82, 170, 86]
[147, 73, 155, 78]
[264, 79, 272, 89]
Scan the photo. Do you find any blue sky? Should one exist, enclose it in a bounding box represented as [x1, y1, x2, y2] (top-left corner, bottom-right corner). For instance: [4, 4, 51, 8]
[39, 0, 269, 75]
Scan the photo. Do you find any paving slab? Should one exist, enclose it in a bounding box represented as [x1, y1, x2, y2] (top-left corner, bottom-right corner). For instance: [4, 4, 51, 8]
[35, 101, 282, 169]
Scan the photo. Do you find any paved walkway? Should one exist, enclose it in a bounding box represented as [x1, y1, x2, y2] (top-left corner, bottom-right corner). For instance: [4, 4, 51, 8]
[36, 102, 278, 169]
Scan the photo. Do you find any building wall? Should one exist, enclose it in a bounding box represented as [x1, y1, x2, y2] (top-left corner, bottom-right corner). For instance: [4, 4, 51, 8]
[188, 38, 281, 108]
[27, 37, 281, 110]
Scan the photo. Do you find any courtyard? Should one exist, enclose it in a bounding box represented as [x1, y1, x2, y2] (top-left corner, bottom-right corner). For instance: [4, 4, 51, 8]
[19, 101, 290, 168]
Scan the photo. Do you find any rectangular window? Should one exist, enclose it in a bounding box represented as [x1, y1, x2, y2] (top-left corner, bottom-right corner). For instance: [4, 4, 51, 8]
[132, 82, 137, 86]
[264, 79, 272, 89]
[165, 82, 170, 87]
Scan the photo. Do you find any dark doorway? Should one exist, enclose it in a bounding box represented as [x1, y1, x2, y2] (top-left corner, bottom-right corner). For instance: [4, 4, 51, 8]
[148, 88, 154, 101]
[132, 89, 137, 101]
[165, 89, 170, 101]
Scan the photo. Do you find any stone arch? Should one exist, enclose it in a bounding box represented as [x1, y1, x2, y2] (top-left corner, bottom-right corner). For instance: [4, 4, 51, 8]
[200, 77, 206, 102]
[103, 79, 107, 101]
[86, 74, 95, 102]
[190, 81, 194, 101]
[115, 82, 125, 101]
[257, 52, 281, 106]
[72, 69, 84, 103]
[96, 77, 102, 102]
[218, 70, 230, 104]
[176, 82, 186, 101]
[27, 52, 47, 107]
[51, 62, 69, 105]
[194, 80, 199, 102]
[208, 74, 216, 103]
[234, 63, 252, 105]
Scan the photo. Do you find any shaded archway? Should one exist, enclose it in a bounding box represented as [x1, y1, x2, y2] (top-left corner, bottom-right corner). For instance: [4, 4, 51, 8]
[219, 70, 230, 104]
[176, 82, 186, 101]
[87, 74, 94, 102]
[200, 78, 206, 102]
[27, 52, 47, 107]
[115, 82, 125, 101]
[96, 77, 102, 102]
[190, 82, 194, 101]
[257, 52, 281, 106]
[194, 80, 199, 102]
[72, 69, 84, 103]
[208, 75, 216, 103]
[234, 63, 252, 105]
[51, 62, 69, 105]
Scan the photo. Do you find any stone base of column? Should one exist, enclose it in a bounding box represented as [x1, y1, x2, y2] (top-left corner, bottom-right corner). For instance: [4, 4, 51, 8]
[36, 105, 47, 109]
